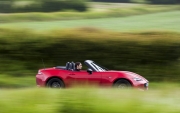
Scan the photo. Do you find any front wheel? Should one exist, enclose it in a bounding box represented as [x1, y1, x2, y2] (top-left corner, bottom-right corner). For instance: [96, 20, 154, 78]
[113, 79, 132, 89]
[46, 78, 65, 88]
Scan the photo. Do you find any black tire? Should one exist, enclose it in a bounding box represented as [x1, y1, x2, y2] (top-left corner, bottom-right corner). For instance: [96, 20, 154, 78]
[46, 78, 65, 88]
[113, 79, 132, 89]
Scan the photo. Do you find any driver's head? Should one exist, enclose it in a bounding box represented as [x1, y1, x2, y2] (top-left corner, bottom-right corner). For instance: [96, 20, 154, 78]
[75, 62, 82, 70]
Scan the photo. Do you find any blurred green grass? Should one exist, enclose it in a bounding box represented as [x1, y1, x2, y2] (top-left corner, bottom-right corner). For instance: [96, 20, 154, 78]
[0, 4, 179, 23]
[0, 87, 180, 113]
[0, 11, 179, 32]
[0, 74, 35, 88]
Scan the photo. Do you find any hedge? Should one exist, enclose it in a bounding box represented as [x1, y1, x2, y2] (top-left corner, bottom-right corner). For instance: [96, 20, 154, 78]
[0, 28, 179, 81]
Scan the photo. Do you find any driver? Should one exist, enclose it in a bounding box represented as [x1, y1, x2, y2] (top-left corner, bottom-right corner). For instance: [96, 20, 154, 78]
[75, 62, 82, 71]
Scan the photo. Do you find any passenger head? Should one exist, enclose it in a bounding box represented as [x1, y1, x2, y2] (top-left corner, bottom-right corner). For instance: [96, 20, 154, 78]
[75, 62, 82, 70]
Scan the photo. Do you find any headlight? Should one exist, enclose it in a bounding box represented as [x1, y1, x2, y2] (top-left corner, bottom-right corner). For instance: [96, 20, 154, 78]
[133, 77, 142, 81]
[144, 83, 149, 87]
[38, 71, 42, 75]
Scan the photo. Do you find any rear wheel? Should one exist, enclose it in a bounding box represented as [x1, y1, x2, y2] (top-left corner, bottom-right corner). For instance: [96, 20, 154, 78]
[113, 79, 131, 89]
[46, 78, 65, 88]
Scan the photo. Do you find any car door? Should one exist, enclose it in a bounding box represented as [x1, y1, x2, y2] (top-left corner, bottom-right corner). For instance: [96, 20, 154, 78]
[66, 70, 102, 87]
[99, 72, 116, 87]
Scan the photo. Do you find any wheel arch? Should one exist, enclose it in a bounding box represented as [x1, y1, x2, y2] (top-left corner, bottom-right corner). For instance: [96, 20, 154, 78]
[46, 76, 65, 87]
[113, 78, 132, 86]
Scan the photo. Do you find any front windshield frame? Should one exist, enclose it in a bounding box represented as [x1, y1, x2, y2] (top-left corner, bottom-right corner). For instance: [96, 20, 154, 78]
[84, 60, 108, 72]
[91, 62, 108, 72]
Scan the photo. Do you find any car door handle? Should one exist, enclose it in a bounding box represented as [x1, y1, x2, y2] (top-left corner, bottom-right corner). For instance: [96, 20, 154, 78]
[69, 73, 75, 75]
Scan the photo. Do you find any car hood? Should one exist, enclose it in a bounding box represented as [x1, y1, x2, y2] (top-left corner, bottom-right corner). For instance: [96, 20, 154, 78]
[108, 70, 148, 82]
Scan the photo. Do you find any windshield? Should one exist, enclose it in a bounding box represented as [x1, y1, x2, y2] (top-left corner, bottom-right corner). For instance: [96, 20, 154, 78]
[91, 62, 108, 72]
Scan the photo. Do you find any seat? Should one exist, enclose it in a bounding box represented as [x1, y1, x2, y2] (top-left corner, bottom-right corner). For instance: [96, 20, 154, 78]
[71, 62, 75, 71]
[65, 62, 70, 70]
[68, 62, 73, 70]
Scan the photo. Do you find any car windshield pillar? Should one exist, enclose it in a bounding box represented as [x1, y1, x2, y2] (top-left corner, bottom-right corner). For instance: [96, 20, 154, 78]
[84, 60, 108, 72]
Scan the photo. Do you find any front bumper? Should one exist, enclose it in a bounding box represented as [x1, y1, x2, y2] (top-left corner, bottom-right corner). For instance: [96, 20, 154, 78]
[133, 82, 149, 91]
[36, 74, 46, 87]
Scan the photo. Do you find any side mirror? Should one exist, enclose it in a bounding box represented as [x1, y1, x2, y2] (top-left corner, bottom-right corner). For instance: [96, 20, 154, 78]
[87, 68, 93, 74]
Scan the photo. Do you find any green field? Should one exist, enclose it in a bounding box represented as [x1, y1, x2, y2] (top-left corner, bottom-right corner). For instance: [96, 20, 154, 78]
[0, 3, 179, 23]
[0, 11, 179, 32]
[0, 88, 180, 113]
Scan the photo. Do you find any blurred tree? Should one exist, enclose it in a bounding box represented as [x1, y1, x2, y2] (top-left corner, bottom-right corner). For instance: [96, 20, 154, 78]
[41, 0, 65, 12]
[131, 0, 149, 4]
[0, 0, 88, 13]
[91, 0, 131, 3]
[0, 0, 14, 13]
[92, 0, 180, 4]
[147, 0, 180, 4]
[41, 0, 87, 12]
[66, 0, 88, 12]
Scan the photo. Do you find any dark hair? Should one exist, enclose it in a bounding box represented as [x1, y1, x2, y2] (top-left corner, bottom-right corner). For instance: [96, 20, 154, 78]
[75, 62, 81, 68]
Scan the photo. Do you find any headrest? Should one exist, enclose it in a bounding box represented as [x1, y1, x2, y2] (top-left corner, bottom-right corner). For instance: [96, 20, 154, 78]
[66, 62, 70, 70]
[69, 63, 73, 70]
[71, 62, 75, 70]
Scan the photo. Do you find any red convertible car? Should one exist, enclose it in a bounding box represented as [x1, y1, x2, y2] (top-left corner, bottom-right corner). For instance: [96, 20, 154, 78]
[36, 60, 149, 90]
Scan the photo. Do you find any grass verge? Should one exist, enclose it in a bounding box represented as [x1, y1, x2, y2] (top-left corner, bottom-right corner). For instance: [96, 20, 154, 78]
[0, 87, 180, 113]
[0, 74, 35, 88]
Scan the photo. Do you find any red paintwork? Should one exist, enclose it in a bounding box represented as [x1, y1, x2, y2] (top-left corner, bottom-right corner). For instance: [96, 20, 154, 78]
[36, 67, 149, 90]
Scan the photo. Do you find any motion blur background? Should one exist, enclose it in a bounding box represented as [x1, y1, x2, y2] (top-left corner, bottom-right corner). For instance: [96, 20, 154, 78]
[0, 0, 179, 113]
[0, 0, 180, 87]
